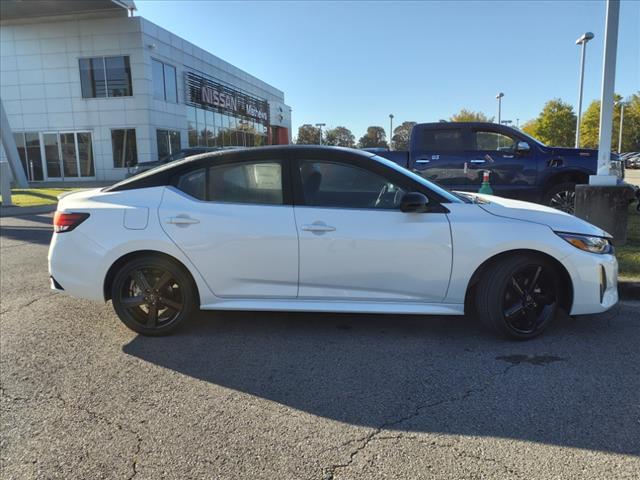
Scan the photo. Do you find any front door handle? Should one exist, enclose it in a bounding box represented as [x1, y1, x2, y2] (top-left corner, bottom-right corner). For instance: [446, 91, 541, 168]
[415, 159, 431, 164]
[166, 215, 200, 225]
[470, 159, 486, 164]
[301, 222, 336, 234]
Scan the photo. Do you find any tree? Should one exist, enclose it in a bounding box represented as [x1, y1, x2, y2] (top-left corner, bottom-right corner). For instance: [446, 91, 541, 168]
[357, 126, 388, 149]
[521, 119, 539, 139]
[450, 109, 493, 123]
[324, 126, 355, 148]
[524, 99, 576, 147]
[579, 93, 640, 151]
[296, 124, 321, 144]
[391, 121, 416, 150]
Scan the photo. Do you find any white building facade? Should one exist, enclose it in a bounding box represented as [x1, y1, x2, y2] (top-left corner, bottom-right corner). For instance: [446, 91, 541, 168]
[0, 1, 291, 183]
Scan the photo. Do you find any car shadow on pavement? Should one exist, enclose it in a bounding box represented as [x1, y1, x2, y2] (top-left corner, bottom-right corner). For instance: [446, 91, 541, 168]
[0, 214, 53, 246]
[123, 307, 639, 456]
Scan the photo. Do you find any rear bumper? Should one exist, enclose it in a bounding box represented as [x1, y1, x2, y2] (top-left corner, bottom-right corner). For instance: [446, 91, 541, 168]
[565, 251, 618, 315]
[48, 230, 108, 302]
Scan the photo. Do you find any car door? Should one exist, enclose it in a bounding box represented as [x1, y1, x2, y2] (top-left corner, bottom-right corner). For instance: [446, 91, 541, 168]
[159, 157, 299, 298]
[293, 153, 452, 302]
[468, 128, 537, 198]
[410, 126, 471, 190]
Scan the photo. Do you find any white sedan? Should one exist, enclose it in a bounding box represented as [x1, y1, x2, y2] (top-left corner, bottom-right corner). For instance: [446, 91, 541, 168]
[48, 146, 618, 340]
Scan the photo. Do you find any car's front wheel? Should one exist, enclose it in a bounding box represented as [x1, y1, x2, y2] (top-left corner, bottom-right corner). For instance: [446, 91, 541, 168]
[111, 256, 196, 336]
[475, 255, 561, 340]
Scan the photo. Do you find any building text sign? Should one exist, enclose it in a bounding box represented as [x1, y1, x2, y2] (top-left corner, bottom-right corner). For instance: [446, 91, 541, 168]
[185, 72, 269, 123]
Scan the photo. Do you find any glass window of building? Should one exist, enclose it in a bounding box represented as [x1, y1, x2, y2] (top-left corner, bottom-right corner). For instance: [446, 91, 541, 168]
[77, 132, 95, 177]
[42, 133, 61, 178]
[187, 108, 197, 147]
[79, 56, 131, 98]
[157, 129, 181, 160]
[12, 132, 44, 181]
[152, 58, 178, 103]
[111, 129, 138, 168]
[152, 59, 165, 100]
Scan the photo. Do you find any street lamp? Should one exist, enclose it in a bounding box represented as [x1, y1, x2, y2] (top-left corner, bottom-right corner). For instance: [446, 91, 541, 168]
[616, 100, 627, 153]
[575, 31, 595, 148]
[389, 114, 394, 150]
[315, 123, 325, 145]
[495, 92, 504, 124]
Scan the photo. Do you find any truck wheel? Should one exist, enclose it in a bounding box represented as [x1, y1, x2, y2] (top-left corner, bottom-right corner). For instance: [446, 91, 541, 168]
[543, 182, 577, 214]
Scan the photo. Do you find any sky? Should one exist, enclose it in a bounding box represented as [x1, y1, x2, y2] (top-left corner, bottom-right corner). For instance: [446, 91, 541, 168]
[135, 0, 640, 139]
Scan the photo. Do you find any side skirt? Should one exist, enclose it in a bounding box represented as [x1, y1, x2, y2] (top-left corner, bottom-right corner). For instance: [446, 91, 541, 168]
[200, 299, 465, 316]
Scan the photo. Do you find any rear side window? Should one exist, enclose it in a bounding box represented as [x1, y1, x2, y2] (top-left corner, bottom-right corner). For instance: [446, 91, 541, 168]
[176, 168, 206, 200]
[208, 162, 283, 205]
[416, 129, 463, 152]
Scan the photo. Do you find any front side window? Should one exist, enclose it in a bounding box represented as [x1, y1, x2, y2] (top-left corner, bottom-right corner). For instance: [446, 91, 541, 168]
[298, 160, 406, 209]
[111, 129, 138, 168]
[417, 129, 463, 152]
[474, 131, 518, 152]
[79, 56, 132, 98]
[209, 162, 283, 205]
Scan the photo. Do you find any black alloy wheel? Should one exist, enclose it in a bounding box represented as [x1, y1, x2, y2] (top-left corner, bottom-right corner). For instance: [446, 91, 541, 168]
[475, 255, 561, 340]
[501, 264, 557, 336]
[111, 256, 195, 335]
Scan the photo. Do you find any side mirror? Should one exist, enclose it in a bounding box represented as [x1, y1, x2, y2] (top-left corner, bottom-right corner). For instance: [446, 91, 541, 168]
[400, 192, 430, 213]
[515, 141, 531, 155]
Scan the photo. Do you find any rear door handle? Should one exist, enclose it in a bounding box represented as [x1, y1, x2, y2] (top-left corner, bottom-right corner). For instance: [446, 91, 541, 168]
[415, 159, 430, 164]
[470, 159, 486, 164]
[166, 215, 200, 225]
[301, 222, 336, 234]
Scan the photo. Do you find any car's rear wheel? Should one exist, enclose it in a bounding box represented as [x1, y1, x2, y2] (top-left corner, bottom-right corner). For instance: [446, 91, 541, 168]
[111, 256, 196, 336]
[475, 255, 560, 340]
[543, 182, 577, 214]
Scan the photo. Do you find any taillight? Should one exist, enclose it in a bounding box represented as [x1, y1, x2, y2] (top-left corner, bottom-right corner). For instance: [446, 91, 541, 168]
[53, 212, 90, 233]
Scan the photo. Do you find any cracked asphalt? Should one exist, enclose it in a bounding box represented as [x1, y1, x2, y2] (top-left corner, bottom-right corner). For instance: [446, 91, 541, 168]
[1, 213, 639, 480]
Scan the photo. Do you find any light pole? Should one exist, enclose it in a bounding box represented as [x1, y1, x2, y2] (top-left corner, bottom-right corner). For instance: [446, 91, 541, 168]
[315, 123, 325, 145]
[575, 31, 595, 148]
[496, 92, 504, 124]
[389, 114, 394, 150]
[617, 101, 626, 153]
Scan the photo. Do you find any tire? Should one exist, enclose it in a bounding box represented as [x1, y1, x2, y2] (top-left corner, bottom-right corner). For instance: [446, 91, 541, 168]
[111, 256, 197, 336]
[475, 255, 561, 340]
[542, 182, 577, 214]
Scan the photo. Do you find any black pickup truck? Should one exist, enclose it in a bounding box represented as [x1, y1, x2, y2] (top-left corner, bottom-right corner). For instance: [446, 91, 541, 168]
[375, 122, 625, 213]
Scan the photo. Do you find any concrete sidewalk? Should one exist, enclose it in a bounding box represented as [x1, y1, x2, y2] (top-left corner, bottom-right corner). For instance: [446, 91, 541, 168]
[0, 204, 57, 217]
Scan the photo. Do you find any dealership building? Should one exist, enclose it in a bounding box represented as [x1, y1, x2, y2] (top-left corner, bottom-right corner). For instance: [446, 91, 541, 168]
[0, 0, 291, 183]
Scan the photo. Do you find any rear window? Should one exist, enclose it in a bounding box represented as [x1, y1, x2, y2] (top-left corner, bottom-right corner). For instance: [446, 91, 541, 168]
[416, 129, 463, 152]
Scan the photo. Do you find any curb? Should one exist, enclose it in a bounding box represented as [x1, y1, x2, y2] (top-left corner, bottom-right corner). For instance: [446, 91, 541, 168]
[0, 204, 57, 217]
[618, 281, 640, 301]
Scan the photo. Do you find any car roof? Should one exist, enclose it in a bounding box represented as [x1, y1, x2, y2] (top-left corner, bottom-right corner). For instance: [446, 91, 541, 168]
[105, 145, 376, 192]
[415, 122, 503, 129]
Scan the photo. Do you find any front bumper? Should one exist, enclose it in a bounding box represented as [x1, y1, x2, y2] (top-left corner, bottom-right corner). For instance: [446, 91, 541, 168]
[565, 251, 618, 315]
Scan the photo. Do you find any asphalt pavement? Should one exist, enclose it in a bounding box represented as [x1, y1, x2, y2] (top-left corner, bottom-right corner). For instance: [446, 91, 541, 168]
[1, 213, 639, 480]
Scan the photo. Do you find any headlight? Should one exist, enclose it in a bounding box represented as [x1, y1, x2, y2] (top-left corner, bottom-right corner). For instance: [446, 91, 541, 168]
[556, 232, 613, 254]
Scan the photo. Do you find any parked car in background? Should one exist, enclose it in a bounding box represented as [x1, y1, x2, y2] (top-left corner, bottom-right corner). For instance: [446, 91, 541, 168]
[620, 152, 640, 169]
[376, 122, 625, 213]
[127, 146, 241, 177]
[49, 146, 617, 340]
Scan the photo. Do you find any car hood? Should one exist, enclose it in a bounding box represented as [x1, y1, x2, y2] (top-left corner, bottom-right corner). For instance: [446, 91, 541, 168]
[463, 193, 610, 237]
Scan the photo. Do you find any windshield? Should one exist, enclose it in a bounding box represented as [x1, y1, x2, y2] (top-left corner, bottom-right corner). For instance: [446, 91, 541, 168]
[370, 155, 464, 203]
